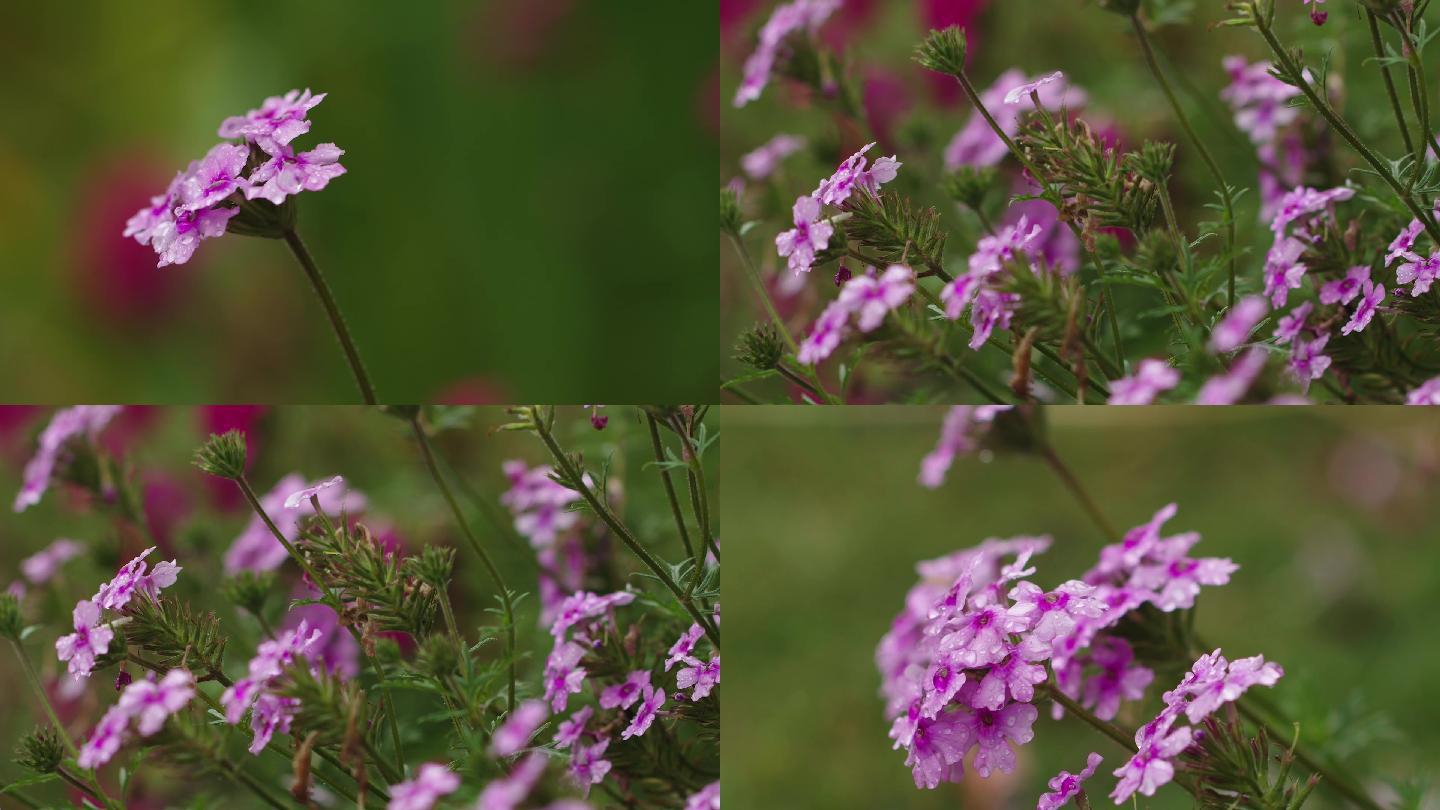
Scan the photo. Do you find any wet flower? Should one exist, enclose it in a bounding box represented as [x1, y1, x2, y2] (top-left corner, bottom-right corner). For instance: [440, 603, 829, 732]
[220, 621, 323, 754]
[568, 738, 613, 793]
[93, 547, 181, 611]
[1386, 220, 1424, 266]
[945, 70, 1086, 169]
[1262, 237, 1307, 307]
[775, 195, 834, 275]
[600, 670, 652, 711]
[225, 473, 366, 573]
[676, 653, 721, 701]
[797, 300, 850, 365]
[741, 134, 807, 180]
[665, 624, 705, 671]
[55, 599, 113, 678]
[918, 405, 1012, 489]
[1209, 296, 1268, 353]
[245, 143, 346, 206]
[1272, 301, 1312, 345]
[553, 705, 593, 749]
[905, 711, 973, 789]
[543, 642, 589, 712]
[1162, 649, 1283, 723]
[813, 142, 901, 207]
[1002, 71, 1064, 105]
[621, 684, 666, 739]
[218, 89, 327, 153]
[179, 143, 251, 211]
[283, 474, 347, 509]
[1396, 250, 1440, 296]
[1289, 334, 1331, 389]
[1319, 265, 1371, 306]
[491, 699, 550, 757]
[14, 406, 122, 512]
[20, 539, 85, 585]
[1107, 359, 1180, 405]
[1220, 56, 1301, 145]
[1036, 752, 1102, 810]
[1110, 709, 1193, 803]
[388, 762, 461, 810]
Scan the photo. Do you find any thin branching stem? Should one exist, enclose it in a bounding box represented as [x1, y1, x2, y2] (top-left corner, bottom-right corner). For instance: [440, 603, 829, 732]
[1368, 10, 1418, 160]
[281, 229, 377, 404]
[1038, 445, 1120, 542]
[646, 414, 700, 581]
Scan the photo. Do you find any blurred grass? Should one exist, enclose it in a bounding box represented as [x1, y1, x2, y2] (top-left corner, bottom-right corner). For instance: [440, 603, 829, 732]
[0, 1, 716, 402]
[724, 406, 1440, 808]
[719, 0, 1407, 396]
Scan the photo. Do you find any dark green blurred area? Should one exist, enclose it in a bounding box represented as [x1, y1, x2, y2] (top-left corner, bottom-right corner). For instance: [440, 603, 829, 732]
[719, 0, 1405, 397]
[0, 1, 717, 403]
[0, 405, 716, 806]
[724, 407, 1440, 808]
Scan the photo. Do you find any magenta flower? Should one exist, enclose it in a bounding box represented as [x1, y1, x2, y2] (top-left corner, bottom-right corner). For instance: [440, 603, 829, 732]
[218, 89, 327, 152]
[621, 684, 666, 740]
[1387, 220, 1424, 266]
[568, 738, 613, 793]
[1262, 237, 1307, 307]
[20, 539, 84, 585]
[1303, 0, 1327, 24]
[549, 590, 635, 641]
[1163, 648, 1283, 723]
[1341, 280, 1385, 336]
[1196, 348, 1267, 405]
[741, 134, 807, 180]
[501, 460, 582, 548]
[1007, 581, 1105, 646]
[905, 711, 973, 789]
[55, 599, 114, 678]
[244, 143, 347, 206]
[77, 705, 130, 769]
[491, 699, 549, 757]
[732, 0, 840, 107]
[1269, 185, 1353, 237]
[388, 762, 461, 810]
[964, 702, 1038, 778]
[1111, 709, 1193, 803]
[1037, 752, 1103, 810]
[1319, 265, 1370, 305]
[684, 782, 721, 810]
[282, 474, 347, 509]
[151, 204, 241, 268]
[796, 300, 850, 365]
[813, 142, 901, 207]
[553, 705, 593, 749]
[1077, 637, 1154, 722]
[1220, 56, 1301, 145]
[665, 624, 705, 671]
[543, 642, 589, 712]
[971, 645, 1048, 710]
[945, 70, 1086, 169]
[1129, 538, 1239, 611]
[1289, 334, 1331, 389]
[1272, 301, 1312, 345]
[675, 653, 721, 701]
[219, 620, 324, 754]
[837, 264, 914, 332]
[918, 405, 1012, 489]
[117, 668, 196, 735]
[93, 546, 181, 611]
[600, 670, 652, 710]
[1107, 359, 1180, 405]
[476, 752, 547, 810]
[775, 195, 834, 275]
[1396, 250, 1440, 296]
[1209, 296, 1268, 353]
[280, 590, 360, 678]
[1407, 376, 1440, 404]
[14, 405, 122, 512]
[179, 143, 251, 211]
[1003, 71, 1064, 105]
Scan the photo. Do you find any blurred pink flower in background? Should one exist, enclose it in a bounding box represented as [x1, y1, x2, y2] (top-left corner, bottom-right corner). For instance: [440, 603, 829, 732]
[68, 158, 191, 332]
[434, 377, 510, 405]
[142, 472, 192, 552]
[466, 0, 582, 71]
[863, 68, 914, 152]
[199, 407, 267, 511]
[281, 585, 360, 679]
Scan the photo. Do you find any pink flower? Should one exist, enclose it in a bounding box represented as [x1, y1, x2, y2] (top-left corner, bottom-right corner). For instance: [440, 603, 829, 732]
[1341, 280, 1385, 335]
[945, 70, 1086, 169]
[1289, 334, 1331, 389]
[740, 134, 807, 180]
[964, 702, 1038, 778]
[151, 204, 240, 268]
[1263, 237, 1307, 307]
[219, 620, 324, 755]
[553, 705, 593, 749]
[905, 711, 973, 789]
[600, 670, 652, 710]
[1272, 301, 1312, 345]
[14, 406, 122, 512]
[1269, 185, 1353, 238]
[224, 473, 367, 573]
[1407, 376, 1440, 404]
[117, 668, 195, 735]
[837, 264, 914, 331]
[684, 782, 721, 810]
[218, 89, 327, 152]
[501, 460, 583, 548]
[621, 684, 666, 739]
[94, 547, 181, 611]
[245, 143, 347, 206]
[775, 195, 833, 275]
[1220, 56, 1301, 145]
[179, 143, 251, 212]
[55, 600, 114, 678]
[1111, 710, 1193, 803]
[1209, 296, 1269, 353]
[1396, 250, 1440, 296]
[1003, 71, 1064, 105]
[280, 590, 360, 678]
[1037, 752, 1103, 810]
[665, 624, 705, 671]
[549, 590, 635, 641]
[491, 699, 549, 757]
[732, 1, 839, 107]
[1108, 359, 1180, 405]
[20, 539, 84, 585]
[388, 763, 461, 810]
[1387, 220, 1424, 266]
[476, 752, 547, 810]
[814, 142, 901, 207]
[796, 300, 850, 365]
[968, 288, 1019, 350]
[675, 653, 721, 701]
[77, 706, 130, 769]
[1196, 348, 1267, 405]
[543, 642, 588, 712]
[283, 474, 347, 509]
[568, 738, 613, 793]
[1163, 648, 1283, 723]
[918, 406, 1012, 489]
[1319, 265, 1370, 305]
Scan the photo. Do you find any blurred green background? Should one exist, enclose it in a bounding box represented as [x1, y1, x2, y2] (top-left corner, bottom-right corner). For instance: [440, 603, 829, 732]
[0, 1, 717, 403]
[0, 405, 716, 806]
[725, 406, 1440, 808]
[719, 0, 1407, 399]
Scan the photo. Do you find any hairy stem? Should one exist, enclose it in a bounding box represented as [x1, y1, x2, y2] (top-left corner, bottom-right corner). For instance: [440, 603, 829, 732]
[1368, 10, 1417, 161]
[281, 229, 377, 405]
[1039, 445, 1120, 542]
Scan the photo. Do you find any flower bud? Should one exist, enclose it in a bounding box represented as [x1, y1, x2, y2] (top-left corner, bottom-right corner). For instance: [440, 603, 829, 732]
[914, 27, 969, 77]
[15, 726, 66, 774]
[0, 593, 22, 641]
[193, 430, 249, 480]
[222, 571, 275, 617]
[720, 186, 742, 236]
[734, 324, 785, 371]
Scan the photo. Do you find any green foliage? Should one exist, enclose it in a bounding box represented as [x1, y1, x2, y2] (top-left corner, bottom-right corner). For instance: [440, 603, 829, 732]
[720, 186, 742, 236]
[733, 324, 785, 371]
[221, 570, 275, 618]
[0, 593, 21, 640]
[842, 190, 949, 270]
[14, 726, 65, 774]
[941, 166, 999, 212]
[279, 663, 369, 750]
[1018, 116, 1165, 236]
[124, 595, 228, 681]
[297, 521, 440, 639]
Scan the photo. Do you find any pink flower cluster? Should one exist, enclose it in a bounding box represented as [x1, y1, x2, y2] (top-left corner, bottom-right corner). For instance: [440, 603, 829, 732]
[224, 472, 366, 574]
[733, 0, 841, 107]
[500, 460, 591, 625]
[124, 89, 345, 267]
[387, 762, 461, 810]
[1220, 56, 1307, 221]
[917, 405, 1012, 489]
[777, 142, 901, 275]
[13, 405, 122, 512]
[57, 547, 181, 678]
[78, 668, 196, 769]
[939, 215, 1057, 351]
[1107, 359, 1180, 406]
[945, 69, 1085, 170]
[797, 264, 915, 365]
[1111, 649, 1283, 803]
[220, 620, 324, 754]
[876, 537, 1088, 789]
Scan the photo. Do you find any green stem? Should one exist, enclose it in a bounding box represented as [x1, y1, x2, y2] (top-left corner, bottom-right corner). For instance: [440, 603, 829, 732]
[7, 640, 117, 809]
[1039, 445, 1120, 542]
[531, 409, 719, 646]
[407, 415, 517, 714]
[646, 415, 701, 587]
[220, 760, 291, 810]
[281, 228, 377, 405]
[1130, 12, 1237, 309]
[1368, 10, 1417, 161]
[0, 780, 41, 808]
[1041, 683, 1136, 753]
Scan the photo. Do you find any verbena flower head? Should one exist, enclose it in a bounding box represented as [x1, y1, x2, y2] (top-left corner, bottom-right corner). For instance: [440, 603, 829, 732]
[837, 264, 916, 332]
[501, 459, 583, 548]
[568, 738, 613, 794]
[93, 546, 182, 611]
[918, 405, 1013, 489]
[1003, 71, 1064, 105]
[388, 762, 461, 810]
[1341, 279, 1385, 336]
[796, 300, 850, 365]
[283, 474, 347, 509]
[55, 599, 113, 678]
[476, 752, 547, 810]
[940, 215, 1051, 350]
[1288, 334, 1331, 390]
[600, 669, 652, 710]
[220, 620, 324, 754]
[14, 405, 122, 512]
[1196, 348, 1267, 405]
[218, 89, 327, 152]
[1107, 359, 1180, 405]
[1396, 250, 1440, 297]
[1407, 376, 1440, 404]
[675, 653, 721, 701]
[1318, 265, 1370, 306]
[225, 472, 366, 573]
[245, 143, 347, 206]
[1220, 57, 1301, 145]
[117, 668, 196, 735]
[620, 684, 667, 739]
[685, 782, 721, 810]
[814, 142, 902, 207]
[775, 195, 834, 275]
[1110, 708, 1193, 803]
[77, 705, 130, 769]
[1037, 752, 1103, 810]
